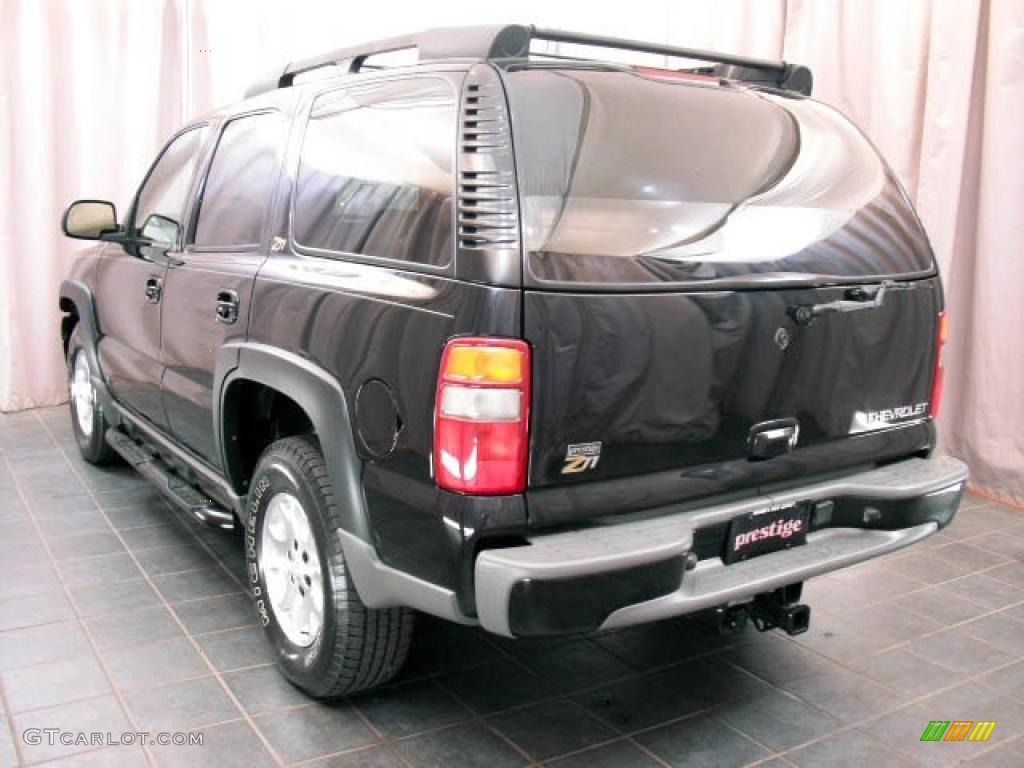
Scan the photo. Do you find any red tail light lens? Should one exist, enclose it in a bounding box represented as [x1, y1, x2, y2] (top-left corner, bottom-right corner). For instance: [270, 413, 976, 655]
[929, 312, 947, 418]
[434, 338, 530, 495]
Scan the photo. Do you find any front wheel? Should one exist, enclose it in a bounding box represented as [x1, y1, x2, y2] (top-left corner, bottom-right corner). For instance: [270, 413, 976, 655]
[246, 436, 414, 698]
[67, 329, 117, 465]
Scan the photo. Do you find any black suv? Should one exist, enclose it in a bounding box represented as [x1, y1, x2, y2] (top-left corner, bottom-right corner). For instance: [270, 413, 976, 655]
[59, 25, 968, 698]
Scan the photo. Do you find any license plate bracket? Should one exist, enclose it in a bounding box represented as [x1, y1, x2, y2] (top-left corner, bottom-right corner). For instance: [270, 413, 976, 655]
[724, 505, 809, 565]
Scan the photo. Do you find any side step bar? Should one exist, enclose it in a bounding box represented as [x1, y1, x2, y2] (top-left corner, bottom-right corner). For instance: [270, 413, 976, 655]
[105, 428, 235, 530]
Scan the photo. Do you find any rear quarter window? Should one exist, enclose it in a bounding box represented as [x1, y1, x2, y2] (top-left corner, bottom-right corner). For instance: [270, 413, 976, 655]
[293, 77, 456, 269]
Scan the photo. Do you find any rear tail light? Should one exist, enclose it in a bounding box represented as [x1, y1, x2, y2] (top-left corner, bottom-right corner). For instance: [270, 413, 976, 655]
[929, 311, 947, 418]
[434, 338, 530, 494]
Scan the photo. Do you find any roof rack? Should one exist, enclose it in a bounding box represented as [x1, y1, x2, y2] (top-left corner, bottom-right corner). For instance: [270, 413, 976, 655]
[245, 24, 812, 99]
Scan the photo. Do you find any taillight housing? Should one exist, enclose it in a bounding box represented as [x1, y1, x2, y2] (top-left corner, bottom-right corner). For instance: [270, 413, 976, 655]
[434, 337, 531, 495]
[929, 311, 948, 418]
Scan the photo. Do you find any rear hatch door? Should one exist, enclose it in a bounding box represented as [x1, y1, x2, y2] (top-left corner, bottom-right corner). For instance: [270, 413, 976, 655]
[504, 68, 940, 510]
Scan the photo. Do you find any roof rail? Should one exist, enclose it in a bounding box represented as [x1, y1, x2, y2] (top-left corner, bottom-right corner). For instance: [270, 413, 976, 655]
[244, 24, 812, 99]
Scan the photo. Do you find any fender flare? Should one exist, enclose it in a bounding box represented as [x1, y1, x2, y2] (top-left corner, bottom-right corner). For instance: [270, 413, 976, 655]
[215, 341, 472, 622]
[216, 341, 370, 542]
[59, 279, 116, 419]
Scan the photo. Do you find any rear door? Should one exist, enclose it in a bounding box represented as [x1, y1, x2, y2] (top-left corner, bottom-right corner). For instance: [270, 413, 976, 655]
[160, 111, 286, 467]
[504, 68, 940, 506]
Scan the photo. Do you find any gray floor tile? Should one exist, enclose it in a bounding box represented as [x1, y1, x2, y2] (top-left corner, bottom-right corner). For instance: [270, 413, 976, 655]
[70, 578, 162, 618]
[56, 551, 144, 588]
[303, 745, 407, 767]
[849, 646, 968, 696]
[509, 638, 634, 693]
[943, 573, 1024, 609]
[489, 699, 614, 762]
[0, 717, 16, 768]
[134, 543, 217, 577]
[152, 566, 242, 604]
[656, 655, 772, 709]
[0, 590, 76, 631]
[399, 625, 501, 679]
[37, 508, 112, 539]
[787, 727, 924, 767]
[355, 678, 470, 739]
[0, 562, 62, 599]
[441, 658, 557, 716]
[977, 660, 1024, 699]
[575, 669, 704, 733]
[542, 738, 660, 768]
[194, 625, 274, 672]
[222, 665, 310, 715]
[906, 627, 1017, 675]
[47, 530, 126, 561]
[173, 592, 256, 635]
[893, 584, 992, 624]
[635, 713, 771, 768]
[783, 667, 907, 722]
[724, 632, 838, 686]
[2, 654, 111, 712]
[100, 636, 208, 690]
[717, 688, 842, 752]
[0, 620, 92, 672]
[123, 675, 242, 730]
[253, 702, 377, 763]
[34, 744, 149, 766]
[12, 695, 130, 764]
[118, 523, 193, 552]
[149, 719, 276, 768]
[85, 604, 185, 651]
[395, 722, 528, 768]
[961, 610, 1024, 655]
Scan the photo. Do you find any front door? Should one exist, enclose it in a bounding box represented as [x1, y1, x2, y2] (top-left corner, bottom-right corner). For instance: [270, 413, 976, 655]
[160, 111, 285, 467]
[94, 126, 208, 429]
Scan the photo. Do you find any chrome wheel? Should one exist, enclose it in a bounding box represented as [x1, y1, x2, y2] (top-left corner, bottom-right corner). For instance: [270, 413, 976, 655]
[70, 351, 95, 438]
[260, 491, 325, 647]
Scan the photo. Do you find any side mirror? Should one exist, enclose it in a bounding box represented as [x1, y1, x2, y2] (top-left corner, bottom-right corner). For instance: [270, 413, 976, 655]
[139, 213, 181, 249]
[62, 200, 119, 240]
[138, 213, 184, 264]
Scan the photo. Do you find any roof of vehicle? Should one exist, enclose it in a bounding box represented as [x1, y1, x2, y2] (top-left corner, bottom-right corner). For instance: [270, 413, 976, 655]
[243, 24, 813, 100]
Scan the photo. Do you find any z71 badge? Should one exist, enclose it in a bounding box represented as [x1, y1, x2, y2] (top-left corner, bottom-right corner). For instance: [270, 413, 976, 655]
[562, 442, 602, 474]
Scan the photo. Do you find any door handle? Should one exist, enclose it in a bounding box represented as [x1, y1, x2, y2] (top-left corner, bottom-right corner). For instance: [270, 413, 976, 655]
[144, 276, 162, 304]
[215, 290, 239, 325]
[748, 418, 800, 460]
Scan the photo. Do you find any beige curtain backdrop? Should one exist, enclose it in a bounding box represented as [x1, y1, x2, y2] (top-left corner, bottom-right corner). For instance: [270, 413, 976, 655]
[2, 0, 1021, 504]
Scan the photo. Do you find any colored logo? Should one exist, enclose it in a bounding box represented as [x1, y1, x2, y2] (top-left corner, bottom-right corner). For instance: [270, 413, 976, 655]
[920, 721, 997, 742]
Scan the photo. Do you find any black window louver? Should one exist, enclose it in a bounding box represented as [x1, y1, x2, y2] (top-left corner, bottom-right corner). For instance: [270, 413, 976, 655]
[457, 69, 520, 254]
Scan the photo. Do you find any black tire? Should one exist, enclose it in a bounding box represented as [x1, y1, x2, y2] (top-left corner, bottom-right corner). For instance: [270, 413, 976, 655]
[67, 328, 117, 465]
[246, 435, 414, 698]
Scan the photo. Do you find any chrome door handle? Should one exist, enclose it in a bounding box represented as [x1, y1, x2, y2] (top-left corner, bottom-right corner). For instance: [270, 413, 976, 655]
[144, 277, 162, 304]
[215, 290, 239, 325]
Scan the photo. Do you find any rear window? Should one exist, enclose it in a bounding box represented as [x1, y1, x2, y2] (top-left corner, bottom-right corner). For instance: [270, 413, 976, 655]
[505, 68, 934, 288]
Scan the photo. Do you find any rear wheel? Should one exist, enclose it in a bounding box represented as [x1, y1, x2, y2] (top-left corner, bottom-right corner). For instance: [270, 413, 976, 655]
[67, 329, 117, 465]
[247, 436, 414, 697]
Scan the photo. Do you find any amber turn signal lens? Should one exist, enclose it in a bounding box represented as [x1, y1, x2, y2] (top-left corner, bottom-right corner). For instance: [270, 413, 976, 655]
[444, 345, 525, 384]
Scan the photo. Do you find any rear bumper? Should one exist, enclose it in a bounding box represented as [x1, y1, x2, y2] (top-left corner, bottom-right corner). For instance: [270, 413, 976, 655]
[475, 455, 968, 637]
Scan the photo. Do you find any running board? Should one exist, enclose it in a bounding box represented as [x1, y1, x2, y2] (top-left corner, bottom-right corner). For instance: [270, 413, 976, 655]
[105, 428, 235, 530]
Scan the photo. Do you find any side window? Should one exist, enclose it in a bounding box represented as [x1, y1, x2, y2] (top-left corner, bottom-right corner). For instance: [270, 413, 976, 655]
[193, 113, 283, 248]
[133, 127, 207, 248]
[293, 78, 455, 268]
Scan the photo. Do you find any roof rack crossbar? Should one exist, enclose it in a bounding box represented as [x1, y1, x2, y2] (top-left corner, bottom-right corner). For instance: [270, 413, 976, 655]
[244, 24, 812, 99]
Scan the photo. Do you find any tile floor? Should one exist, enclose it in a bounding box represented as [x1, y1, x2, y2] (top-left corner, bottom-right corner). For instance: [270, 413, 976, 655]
[1, 406, 1022, 767]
